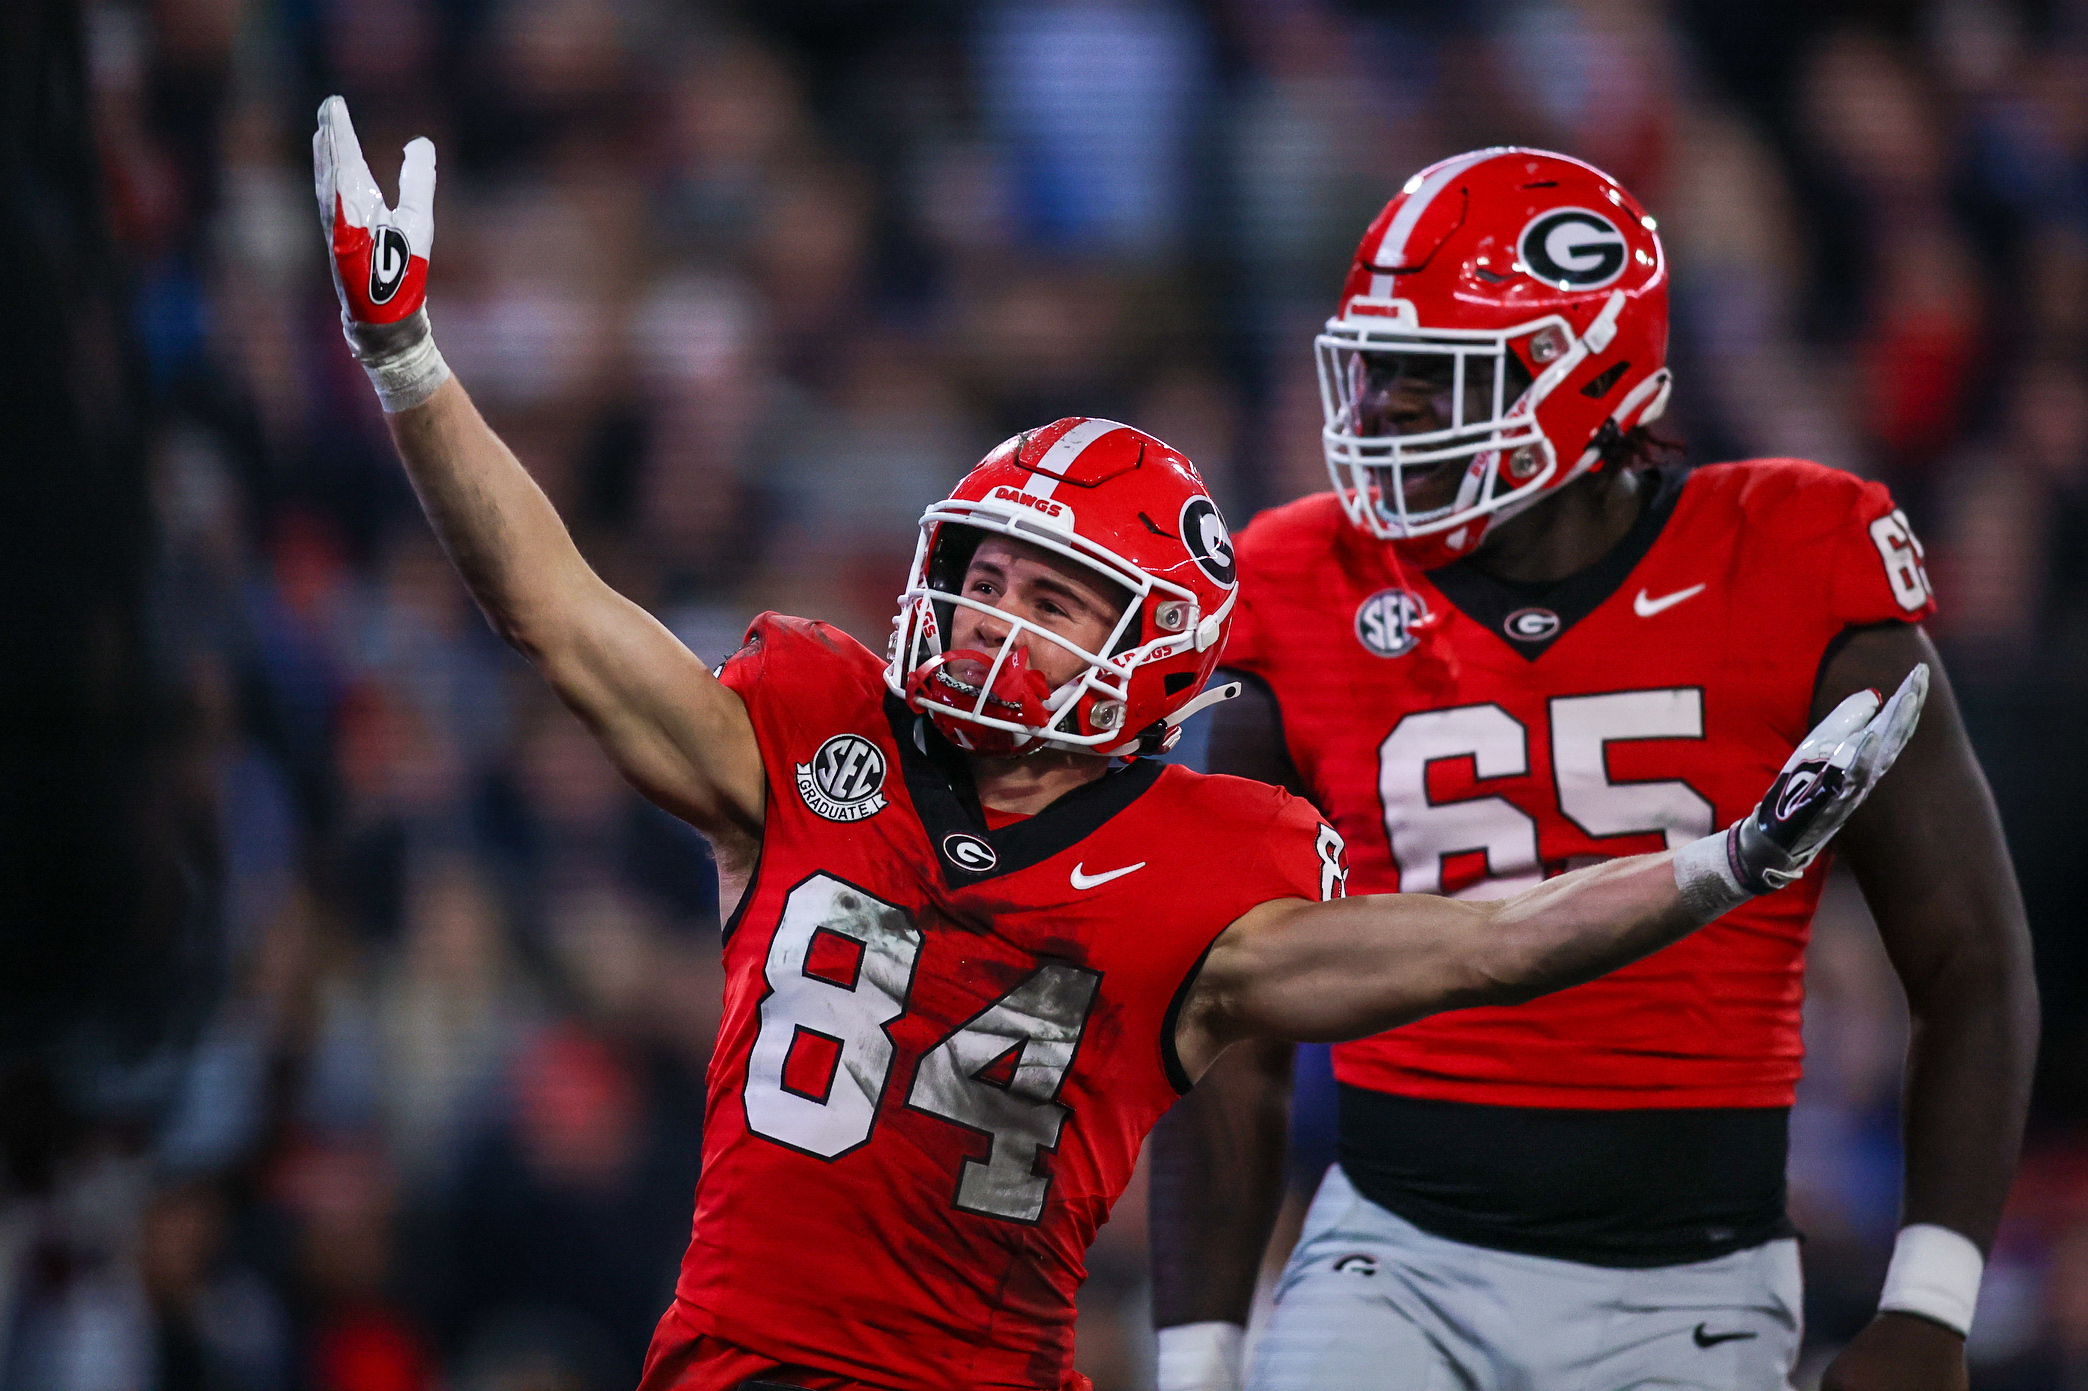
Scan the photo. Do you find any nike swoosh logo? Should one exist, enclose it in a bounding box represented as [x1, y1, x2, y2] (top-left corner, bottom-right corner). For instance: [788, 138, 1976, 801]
[1070, 861, 1146, 891]
[1692, 1324, 1758, 1348]
[1634, 582, 1707, 618]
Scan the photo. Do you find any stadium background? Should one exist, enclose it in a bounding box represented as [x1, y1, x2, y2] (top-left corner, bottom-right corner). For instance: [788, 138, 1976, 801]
[3, 0, 2086, 1386]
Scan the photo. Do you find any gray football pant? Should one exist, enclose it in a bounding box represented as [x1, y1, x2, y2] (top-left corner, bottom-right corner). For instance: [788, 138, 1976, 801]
[1249, 1165, 1802, 1391]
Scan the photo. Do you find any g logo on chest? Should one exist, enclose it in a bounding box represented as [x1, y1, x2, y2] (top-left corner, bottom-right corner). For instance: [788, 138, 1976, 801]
[942, 833, 998, 873]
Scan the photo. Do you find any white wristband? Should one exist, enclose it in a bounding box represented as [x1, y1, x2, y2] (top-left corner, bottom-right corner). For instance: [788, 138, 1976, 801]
[343, 308, 451, 413]
[1673, 828, 1750, 921]
[1156, 1321, 1244, 1391]
[1877, 1223, 1983, 1336]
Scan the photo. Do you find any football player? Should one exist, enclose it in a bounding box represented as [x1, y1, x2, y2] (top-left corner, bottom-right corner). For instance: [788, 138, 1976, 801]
[1148, 148, 2038, 1391]
[314, 104, 1926, 1391]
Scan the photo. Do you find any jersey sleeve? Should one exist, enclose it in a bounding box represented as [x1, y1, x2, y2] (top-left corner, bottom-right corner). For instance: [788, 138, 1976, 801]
[717, 611, 866, 703]
[715, 611, 887, 760]
[1825, 477, 1938, 627]
[1258, 790, 1349, 905]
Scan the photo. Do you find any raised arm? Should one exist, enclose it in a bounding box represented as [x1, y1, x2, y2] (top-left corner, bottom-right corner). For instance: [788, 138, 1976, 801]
[1811, 625, 2037, 1391]
[314, 98, 762, 856]
[1176, 665, 1929, 1081]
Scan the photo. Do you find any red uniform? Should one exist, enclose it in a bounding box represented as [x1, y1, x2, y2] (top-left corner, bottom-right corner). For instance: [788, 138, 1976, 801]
[643, 614, 1338, 1390]
[1228, 459, 1934, 1110]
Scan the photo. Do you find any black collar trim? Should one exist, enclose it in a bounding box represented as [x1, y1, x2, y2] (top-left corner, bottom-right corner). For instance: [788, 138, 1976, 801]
[1426, 463, 1689, 661]
[881, 693, 1166, 889]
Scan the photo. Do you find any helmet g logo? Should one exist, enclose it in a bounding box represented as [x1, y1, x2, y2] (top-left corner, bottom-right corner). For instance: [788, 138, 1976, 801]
[370, 226, 411, 305]
[1519, 209, 1627, 290]
[1355, 589, 1427, 658]
[1180, 497, 1236, 587]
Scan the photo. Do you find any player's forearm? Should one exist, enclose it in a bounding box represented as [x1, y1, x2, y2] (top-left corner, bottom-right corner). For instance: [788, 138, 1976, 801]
[1475, 850, 1704, 1005]
[1220, 852, 1705, 1045]
[1149, 1040, 1293, 1328]
[383, 375, 598, 654]
[1876, 843, 2039, 1249]
[1898, 973, 2037, 1249]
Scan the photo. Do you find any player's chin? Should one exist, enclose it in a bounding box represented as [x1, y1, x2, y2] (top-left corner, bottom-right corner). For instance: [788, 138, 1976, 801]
[1375, 459, 1465, 515]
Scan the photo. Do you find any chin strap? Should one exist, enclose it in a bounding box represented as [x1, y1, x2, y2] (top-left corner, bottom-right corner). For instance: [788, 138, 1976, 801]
[1114, 681, 1242, 758]
[1167, 681, 1240, 728]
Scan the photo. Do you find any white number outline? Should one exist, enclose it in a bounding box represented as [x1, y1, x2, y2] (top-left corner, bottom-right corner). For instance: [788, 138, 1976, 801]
[1378, 703, 1539, 896]
[1315, 822, 1350, 901]
[904, 960, 1103, 1224]
[741, 873, 1105, 1224]
[743, 871, 924, 1161]
[1380, 689, 1718, 894]
[1868, 508, 1933, 613]
[1547, 688, 1715, 851]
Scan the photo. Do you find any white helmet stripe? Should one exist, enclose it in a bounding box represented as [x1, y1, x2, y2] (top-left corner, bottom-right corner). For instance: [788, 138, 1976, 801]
[1023, 418, 1131, 500]
[1371, 149, 1504, 267]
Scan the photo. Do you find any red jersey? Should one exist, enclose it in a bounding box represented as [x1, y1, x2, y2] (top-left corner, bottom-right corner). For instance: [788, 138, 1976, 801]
[656, 615, 1337, 1390]
[1225, 460, 1935, 1111]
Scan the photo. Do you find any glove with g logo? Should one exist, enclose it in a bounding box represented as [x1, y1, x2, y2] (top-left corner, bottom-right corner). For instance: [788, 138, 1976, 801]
[312, 96, 449, 412]
[1675, 663, 1928, 917]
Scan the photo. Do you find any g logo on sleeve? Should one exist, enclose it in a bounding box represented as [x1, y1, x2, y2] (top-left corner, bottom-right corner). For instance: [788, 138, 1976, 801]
[1518, 209, 1628, 290]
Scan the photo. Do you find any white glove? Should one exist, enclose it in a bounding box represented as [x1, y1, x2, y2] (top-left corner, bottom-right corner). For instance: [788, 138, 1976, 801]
[312, 95, 449, 411]
[1676, 663, 1928, 917]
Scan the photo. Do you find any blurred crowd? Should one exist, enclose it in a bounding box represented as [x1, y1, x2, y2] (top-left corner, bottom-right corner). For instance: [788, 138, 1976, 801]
[5, 0, 2088, 1388]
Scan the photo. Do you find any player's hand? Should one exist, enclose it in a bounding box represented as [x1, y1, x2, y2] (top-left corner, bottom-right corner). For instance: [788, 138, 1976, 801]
[1728, 663, 1928, 894]
[314, 95, 432, 329]
[312, 96, 449, 411]
[1819, 1311, 1969, 1391]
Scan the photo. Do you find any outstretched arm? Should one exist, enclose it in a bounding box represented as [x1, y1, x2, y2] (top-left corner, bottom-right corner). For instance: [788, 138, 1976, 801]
[1177, 665, 1929, 1080]
[314, 98, 762, 855]
[1814, 625, 2037, 1391]
[1182, 847, 1699, 1075]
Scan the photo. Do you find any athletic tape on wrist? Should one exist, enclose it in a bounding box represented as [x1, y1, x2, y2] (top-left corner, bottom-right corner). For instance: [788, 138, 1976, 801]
[344, 308, 451, 413]
[1672, 828, 1752, 921]
[1155, 1322, 1244, 1391]
[1878, 1223, 1983, 1336]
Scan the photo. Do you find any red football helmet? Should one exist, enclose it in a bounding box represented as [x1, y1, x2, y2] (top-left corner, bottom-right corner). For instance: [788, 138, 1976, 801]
[1318, 147, 1672, 568]
[887, 418, 1240, 758]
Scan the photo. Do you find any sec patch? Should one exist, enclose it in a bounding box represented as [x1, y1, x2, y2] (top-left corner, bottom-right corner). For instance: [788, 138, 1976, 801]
[796, 734, 889, 822]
